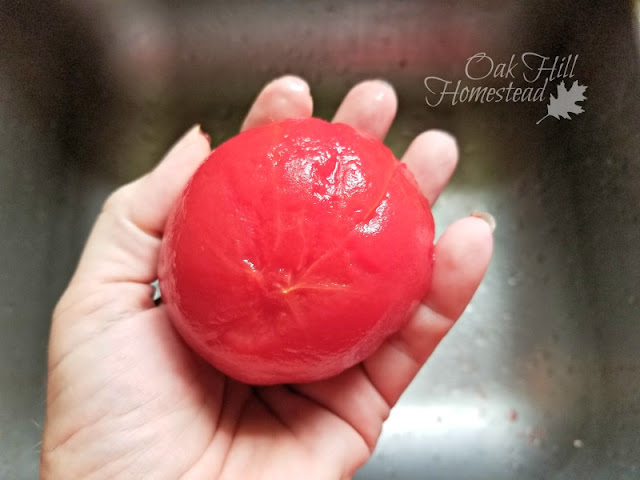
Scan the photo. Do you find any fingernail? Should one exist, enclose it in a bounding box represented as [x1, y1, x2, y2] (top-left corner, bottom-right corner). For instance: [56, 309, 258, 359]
[198, 126, 211, 145]
[278, 75, 310, 93]
[426, 129, 458, 149]
[471, 211, 496, 233]
[183, 124, 201, 139]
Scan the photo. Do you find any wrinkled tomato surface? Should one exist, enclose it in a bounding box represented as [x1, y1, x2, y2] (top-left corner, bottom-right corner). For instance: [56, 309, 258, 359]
[159, 118, 434, 384]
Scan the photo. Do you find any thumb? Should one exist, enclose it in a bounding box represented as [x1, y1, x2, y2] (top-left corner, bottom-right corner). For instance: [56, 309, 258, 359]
[69, 125, 211, 290]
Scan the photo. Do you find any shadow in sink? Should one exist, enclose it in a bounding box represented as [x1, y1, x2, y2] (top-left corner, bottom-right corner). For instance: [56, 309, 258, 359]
[1, 1, 639, 479]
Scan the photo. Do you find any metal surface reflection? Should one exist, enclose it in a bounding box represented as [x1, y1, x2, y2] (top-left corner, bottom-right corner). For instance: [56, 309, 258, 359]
[1, 1, 639, 478]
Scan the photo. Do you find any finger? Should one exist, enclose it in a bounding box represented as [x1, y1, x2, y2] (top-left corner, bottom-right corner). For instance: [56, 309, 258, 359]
[402, 130, 458, 206]
[255, 385, 368, 476]
[292, 365, 390, 453]
[72, 125, 211, 285]
[362, 215, 494, 407]
[119, 125, 212, 236]
[332, 80, 397, 140]
[241, 75, 313, 131]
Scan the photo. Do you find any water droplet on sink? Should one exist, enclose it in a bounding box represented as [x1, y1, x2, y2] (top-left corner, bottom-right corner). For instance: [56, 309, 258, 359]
[573, 439, 584, 448]
[507, 275, 520, 287]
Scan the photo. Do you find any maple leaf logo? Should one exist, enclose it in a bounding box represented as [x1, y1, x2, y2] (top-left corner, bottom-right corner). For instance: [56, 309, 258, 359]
[536, 81, 588, 124]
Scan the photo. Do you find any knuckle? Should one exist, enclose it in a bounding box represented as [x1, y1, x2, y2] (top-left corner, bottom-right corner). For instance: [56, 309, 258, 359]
[102, 182, 138, 214]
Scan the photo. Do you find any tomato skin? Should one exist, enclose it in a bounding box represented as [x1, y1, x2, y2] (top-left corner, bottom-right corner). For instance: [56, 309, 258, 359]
[159, 118, 434, 385]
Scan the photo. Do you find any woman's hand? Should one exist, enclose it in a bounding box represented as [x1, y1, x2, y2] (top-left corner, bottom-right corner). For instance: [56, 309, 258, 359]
[41, 76, 493, 480]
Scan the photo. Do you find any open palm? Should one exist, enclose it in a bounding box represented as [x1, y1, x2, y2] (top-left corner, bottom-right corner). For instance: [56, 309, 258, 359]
[41, 77, 493, 480]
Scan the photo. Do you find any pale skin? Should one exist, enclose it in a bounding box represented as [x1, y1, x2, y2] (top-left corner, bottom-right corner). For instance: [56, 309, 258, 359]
[41, 77, 494, 480]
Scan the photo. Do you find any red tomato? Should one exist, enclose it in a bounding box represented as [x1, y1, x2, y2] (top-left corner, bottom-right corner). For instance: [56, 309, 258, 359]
[159, 118, 434, 384]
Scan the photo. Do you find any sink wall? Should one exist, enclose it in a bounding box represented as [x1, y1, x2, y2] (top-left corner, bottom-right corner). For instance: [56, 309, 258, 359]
[0, 1, 638, 478]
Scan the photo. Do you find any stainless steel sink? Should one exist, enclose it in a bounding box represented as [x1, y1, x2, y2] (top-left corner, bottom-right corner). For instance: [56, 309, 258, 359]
[1, 1, 639, 478]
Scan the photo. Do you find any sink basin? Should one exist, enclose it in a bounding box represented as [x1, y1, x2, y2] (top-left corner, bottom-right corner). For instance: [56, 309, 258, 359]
[1, 1, 639, 478]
